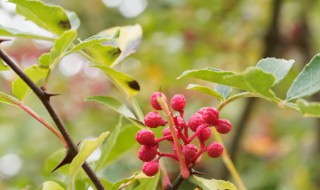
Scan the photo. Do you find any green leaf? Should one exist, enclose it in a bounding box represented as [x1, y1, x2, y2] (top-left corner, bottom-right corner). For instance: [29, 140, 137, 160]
[296, 99, 320, 117]
[189, 175, 237, 190]
[39, 30, 77, 68]
[69, 34, 117, 54]
[69, 131, 109, 177]
[178, 67, 278, 101]
[9, 0, 80, 35]
[112, 171, 151, 190]
[0, 25, 54, 41]
[0, 58, 10, 71]
[286, 54, 320, 100]
[99, 24, 142, 66]
[133, 173, 160, 190]
[84, 44, 121, 66]
[12, 65, 49, 100]
[0, 92, 19, 106]
[256, 58, 294, 85]
[94, 65, 140, 96]
[186, 84, 223, 100]
[86, 96, 136, 120]
[97, 125, 140, 170]
[42, 181, 64, 190]
[44, 148, 69, 175]
[95, 118, 122, 171]
[215, 84, 232, 100]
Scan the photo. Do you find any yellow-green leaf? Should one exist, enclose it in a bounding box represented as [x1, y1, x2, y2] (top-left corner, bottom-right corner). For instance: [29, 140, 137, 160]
[0, 25, 54, 41]
[112, 171, 151, 190]
[99, 24, 142, 66]
[189, 175, 237, 190]
[9, 0, 80, 35]
[39, 30, 77, 68]
[69, 131, 109, 177]
[0, 91, 19, 106]
[186, 84, 223, 100]
[296, 99, 320, 117]
[12, 65, 49, 100]
[42, 181, 64, 190]
[94, 65, 140, 96]
[0, 58, 10, 71]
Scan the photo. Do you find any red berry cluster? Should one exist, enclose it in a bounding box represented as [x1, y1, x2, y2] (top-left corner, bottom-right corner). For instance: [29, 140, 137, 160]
[136, 92, 232, 176]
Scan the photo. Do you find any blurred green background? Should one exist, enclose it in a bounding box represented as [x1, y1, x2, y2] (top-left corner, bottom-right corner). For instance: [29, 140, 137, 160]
[1, 0, 320, 189]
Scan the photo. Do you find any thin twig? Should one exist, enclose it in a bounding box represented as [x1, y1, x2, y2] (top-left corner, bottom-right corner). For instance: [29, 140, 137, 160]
[0, 48, 105, 190]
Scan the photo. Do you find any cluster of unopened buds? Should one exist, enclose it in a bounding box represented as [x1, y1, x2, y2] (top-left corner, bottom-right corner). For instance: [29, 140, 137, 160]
[136, 92, 232, 177]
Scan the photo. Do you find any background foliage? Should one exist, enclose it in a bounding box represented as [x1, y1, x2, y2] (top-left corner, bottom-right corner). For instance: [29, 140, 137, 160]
[0, 0, 320, 189]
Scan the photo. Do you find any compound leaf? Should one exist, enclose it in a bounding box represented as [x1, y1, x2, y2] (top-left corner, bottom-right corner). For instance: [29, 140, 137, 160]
[178, 67, 278, 101]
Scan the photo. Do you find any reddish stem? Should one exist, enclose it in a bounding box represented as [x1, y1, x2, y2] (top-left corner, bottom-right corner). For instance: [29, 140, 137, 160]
[158, 153, 179, 161]
[17, 102, 67, 148]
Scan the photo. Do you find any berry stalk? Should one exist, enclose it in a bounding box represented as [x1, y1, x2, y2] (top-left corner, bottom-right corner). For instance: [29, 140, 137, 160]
[157, 96, 190, 179]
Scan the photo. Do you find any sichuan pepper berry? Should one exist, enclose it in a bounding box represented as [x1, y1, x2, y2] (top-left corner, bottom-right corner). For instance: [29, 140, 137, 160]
[171, 94, 186, 112]
[142, 161, 159, 176]
[138, 145, 158, 162]
[151, 92, 167, 110]
[198, 107, 219, 126]
[144, 111, 167, 128]
[207, 142, 224, 158]
[215, 119, 232, 134]
[196, 125, 212, 142]
[182, 144, 198, 161]
[136, 129, 156, 146]
[188, 113, 205, 132]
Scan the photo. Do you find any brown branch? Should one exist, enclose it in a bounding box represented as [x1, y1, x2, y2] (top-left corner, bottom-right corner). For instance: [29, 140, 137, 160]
[0, 48, 105, 190]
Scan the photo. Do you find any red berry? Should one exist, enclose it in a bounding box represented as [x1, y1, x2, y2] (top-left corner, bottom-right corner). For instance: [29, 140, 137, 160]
[182, 144, 198, 161]
[198, 107, 219, 126]
[142, 161, 159, 176]
[150, 92, 167, 110]
[174, 116, 187, 130]
[207, 142, 223, 158]
[171, 94, 186, 112]
[197, 125, 211, 142]
[136, 129, 156, 145]
[188, 113, 205, 132]
[162, 127, 173, 141]
[215, 119, 232, 134]
[144, 111, 167, 128]
[138, 145, 157, 162]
